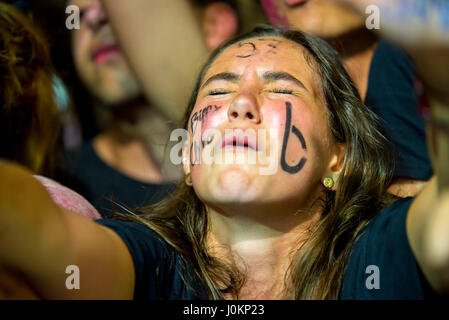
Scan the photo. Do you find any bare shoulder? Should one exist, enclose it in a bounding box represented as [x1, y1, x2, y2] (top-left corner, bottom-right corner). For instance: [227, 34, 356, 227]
[0, 161, 135, 299]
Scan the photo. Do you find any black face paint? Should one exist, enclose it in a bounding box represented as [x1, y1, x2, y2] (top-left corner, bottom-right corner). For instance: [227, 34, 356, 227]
[280, 102, 307, 174]
[236, 42, 257, 58]
[189, 105, 222, 166]
[236, 40, 282, 58]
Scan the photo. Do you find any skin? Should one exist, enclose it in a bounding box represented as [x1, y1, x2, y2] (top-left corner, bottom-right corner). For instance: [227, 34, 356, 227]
[261, 0, 374, 100]
[100, 0, 210, 122]
[69, 0, 177, 183]
[69, 0, 239, 184]
[0, 18, 448, 298]
[183, 37, 346, 298]
[70, 0, 140, 106]
[261, 0, 428, 198]
[340, 0, 449, 292]
[262, 0, 365, 38]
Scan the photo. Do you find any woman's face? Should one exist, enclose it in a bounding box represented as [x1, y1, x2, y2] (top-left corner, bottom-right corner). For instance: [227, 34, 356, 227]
[261, 0, 365, 39]
[184, 36, 342, 214]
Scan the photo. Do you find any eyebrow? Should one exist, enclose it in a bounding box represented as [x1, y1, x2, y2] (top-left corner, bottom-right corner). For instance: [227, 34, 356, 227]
[201, 72, 241, 89]
[200, 71, 308, 93]
[262, 71, 308, 92]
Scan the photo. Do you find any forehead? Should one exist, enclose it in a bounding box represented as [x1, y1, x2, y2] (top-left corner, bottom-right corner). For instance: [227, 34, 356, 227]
[203, 37, 318, 86]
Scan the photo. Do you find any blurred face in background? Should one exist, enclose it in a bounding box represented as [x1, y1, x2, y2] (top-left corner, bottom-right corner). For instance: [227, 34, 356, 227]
[261, 0, 364, 38]
[69, 0, 140, 106]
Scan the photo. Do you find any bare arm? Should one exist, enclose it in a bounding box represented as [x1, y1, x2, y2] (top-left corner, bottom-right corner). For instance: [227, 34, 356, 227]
[339, 0, 449, 293]
[0, 161, 134, 299]
[101, 0, 209, 123]
[407, 98, 449, 293]
[337, 0, 449, 293]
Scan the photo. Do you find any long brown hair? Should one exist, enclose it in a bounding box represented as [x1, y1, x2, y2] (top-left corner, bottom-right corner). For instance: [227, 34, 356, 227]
[121, 25, 395, 299]
[0, 2, 61, 176]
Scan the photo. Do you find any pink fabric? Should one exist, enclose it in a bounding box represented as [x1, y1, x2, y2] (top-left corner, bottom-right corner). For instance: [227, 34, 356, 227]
[34, 175, 101, 220]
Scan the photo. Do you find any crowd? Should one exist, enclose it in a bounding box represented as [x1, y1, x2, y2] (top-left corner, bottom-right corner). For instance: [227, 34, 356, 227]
[0, 0, 448, 300]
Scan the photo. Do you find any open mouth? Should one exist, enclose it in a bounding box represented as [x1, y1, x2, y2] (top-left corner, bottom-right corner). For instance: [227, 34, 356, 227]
[92, 43, 121, 64]
[222, 136, 258, 151]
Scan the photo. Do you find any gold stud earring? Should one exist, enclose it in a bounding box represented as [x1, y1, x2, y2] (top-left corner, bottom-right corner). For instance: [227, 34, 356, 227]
[185, 173, 192, 186]
[323, 177, 334, 189]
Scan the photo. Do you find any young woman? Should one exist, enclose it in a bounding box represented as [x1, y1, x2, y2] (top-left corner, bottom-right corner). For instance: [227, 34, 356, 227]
[0, 25, 448, 299]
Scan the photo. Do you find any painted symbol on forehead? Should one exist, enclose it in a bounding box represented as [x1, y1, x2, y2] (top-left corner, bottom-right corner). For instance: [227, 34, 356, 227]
[280, 102, 307, 174]
[236, 42, 258, 58]
[235, 39, 282, 58]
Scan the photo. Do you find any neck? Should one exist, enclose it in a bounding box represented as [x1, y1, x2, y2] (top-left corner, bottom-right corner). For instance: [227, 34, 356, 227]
[325, 28, 379, 100]
[94, 131, 164, 184]
[206, 203, 321, 299]
[94, 98, 180, 183]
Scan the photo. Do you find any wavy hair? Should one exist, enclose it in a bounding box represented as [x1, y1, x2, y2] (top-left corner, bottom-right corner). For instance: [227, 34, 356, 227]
[0, 2, 61, 176]
[121, 25, 395, 299]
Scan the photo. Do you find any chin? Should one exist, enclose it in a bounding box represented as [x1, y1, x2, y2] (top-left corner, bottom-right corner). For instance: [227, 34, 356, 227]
[288, 12, 364, 39]
[94, 81, 141, 107]
[198, 165, 262, 204]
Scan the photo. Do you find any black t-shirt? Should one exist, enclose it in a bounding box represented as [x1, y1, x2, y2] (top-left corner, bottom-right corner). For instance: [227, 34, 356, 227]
[97, 197, 431, 300]
[340, 197, 426, 299]
[365, 40, 433, 180]
[58, 140, 176, 218]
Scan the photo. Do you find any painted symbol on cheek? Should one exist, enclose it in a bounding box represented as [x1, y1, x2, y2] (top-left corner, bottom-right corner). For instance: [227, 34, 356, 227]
[280, 102, 307, 174]
[189, 105, 222, 166]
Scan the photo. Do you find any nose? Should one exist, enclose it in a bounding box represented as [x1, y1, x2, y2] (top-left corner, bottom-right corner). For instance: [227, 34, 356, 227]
[227, 93, 262, 124]
[83, 0, 108, 31]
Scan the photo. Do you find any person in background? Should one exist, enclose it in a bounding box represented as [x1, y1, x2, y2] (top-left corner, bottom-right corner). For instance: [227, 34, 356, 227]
[0, 1, 61, 177]
[260, 0, 433, 198]
[0, 2, 101, 225]
[0, 18, 449, 299]
[60, 0, 242, 216]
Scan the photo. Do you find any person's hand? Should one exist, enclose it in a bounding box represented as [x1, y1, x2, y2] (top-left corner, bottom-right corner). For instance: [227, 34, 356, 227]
[337, 0, 449, 104]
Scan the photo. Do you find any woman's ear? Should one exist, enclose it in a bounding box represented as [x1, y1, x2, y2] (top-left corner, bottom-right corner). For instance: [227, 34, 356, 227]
[324, 143, 347, 191]
[202, 2, 239, 51]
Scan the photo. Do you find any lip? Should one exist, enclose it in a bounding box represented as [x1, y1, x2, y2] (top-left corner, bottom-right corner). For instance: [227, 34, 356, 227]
[284, 0, 307, 8]
[91, 42, 121, 64]
[221, 133, 259, 151]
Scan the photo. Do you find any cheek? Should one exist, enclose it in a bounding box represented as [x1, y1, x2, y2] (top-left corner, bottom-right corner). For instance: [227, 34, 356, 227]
[260, 0, 290, 29]
[188, 102, 227, 171]
[263, 99, 322, 177]
[73, 35, 91, 69]
[189, 102, 227, 137]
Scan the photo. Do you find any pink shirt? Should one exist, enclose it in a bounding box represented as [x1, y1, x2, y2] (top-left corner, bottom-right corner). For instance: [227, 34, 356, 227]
[34, 175, 101, 220]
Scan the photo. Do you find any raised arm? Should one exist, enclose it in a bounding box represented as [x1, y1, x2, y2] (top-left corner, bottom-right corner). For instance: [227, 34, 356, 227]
[101, 0, 209, 123]
[0, 161, 134, 299]
[407, 97, 449, 293]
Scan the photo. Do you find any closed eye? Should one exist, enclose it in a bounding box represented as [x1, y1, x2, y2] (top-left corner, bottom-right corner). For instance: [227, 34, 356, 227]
[270, 88, 294, 95]
[207, 89, 231, 96]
